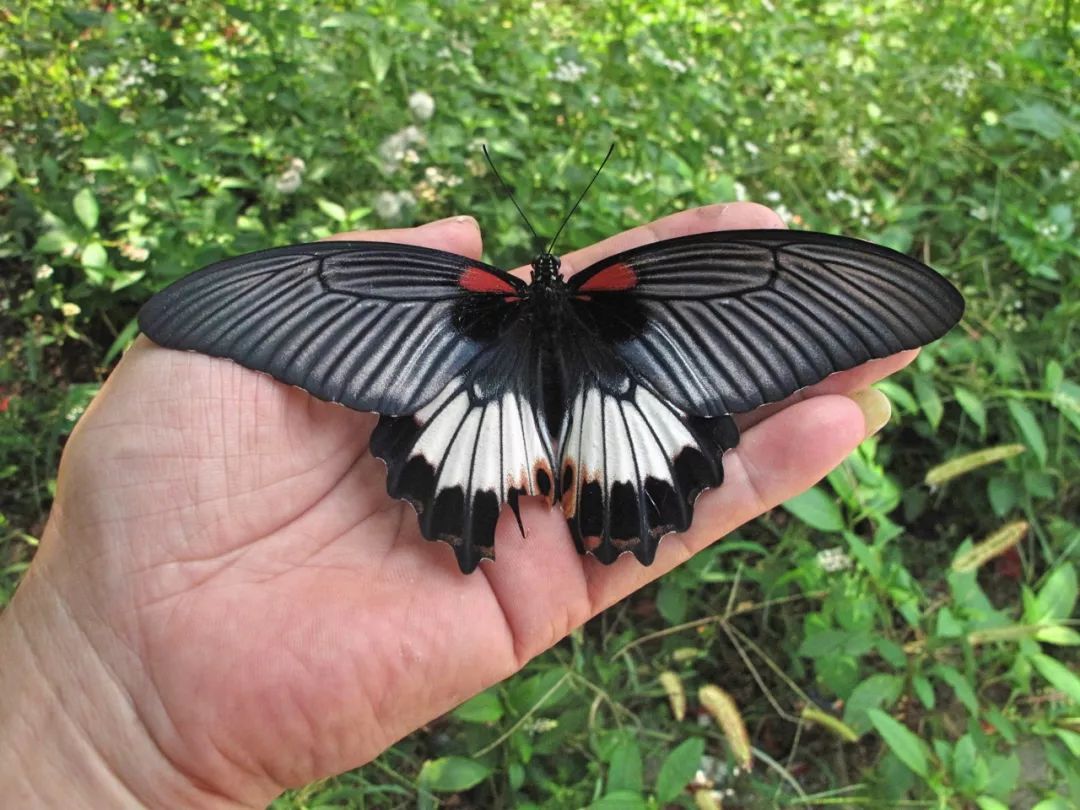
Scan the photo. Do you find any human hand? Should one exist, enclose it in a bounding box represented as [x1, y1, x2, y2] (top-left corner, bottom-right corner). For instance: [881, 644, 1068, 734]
[0, 204, 911, 807]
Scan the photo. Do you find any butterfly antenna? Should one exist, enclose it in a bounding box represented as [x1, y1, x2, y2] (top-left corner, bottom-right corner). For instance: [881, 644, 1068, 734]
[482, 144, 543, 248]
[546, 142, 615, 256]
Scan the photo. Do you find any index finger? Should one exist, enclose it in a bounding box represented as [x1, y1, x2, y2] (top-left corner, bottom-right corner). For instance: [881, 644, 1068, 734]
[554, 201, 786, 276]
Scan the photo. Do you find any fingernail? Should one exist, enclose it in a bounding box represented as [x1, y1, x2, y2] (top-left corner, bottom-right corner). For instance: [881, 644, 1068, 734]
[423, 215, 478, 230]
[847, 388, 892, 437]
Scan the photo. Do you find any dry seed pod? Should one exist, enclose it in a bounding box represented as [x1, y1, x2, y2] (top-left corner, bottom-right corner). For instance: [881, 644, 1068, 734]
[659, 670, 687, 721]
[952, 521, 1028, 573]
[699, 685, 752, 770]
[925, 444, 1025, 487]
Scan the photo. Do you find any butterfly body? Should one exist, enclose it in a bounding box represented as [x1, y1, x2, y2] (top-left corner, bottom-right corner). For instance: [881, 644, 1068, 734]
[139, 228, 964, 573]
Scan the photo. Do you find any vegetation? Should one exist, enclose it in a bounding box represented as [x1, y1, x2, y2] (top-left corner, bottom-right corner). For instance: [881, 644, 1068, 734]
[2, 1, 1077, 806]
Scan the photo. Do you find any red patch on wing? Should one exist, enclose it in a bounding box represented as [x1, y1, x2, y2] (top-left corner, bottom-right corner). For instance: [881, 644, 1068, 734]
[577, 262, 637, 292]
[460, 266, 517, 294]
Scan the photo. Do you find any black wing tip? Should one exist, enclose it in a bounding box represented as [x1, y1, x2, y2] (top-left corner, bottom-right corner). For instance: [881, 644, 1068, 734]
[446, 539, 493, 574]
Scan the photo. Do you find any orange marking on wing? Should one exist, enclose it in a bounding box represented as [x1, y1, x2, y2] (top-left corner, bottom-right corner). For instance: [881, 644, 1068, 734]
[577, 262, 637, 293]
[460, 266, 517, 294]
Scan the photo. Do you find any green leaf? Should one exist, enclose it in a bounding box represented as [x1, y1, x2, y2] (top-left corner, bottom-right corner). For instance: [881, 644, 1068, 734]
[73, 187, 99, 230]
[656, 579, 688, 624]
[81, 242, 108, 270]
[976, 797, 1010, 810]
[1002, 101, 1072, 140]
[1034, 563, 1077, 622]
[913, 374, 944, 430]
[1054, 729, 1080, 758]
[654, 737, 704, 803]
[876, 380, 918, 414]
[935, 606, 965, 637]
[368, 41, 391, 83]
[451, 690, 503, 723]
[912, 674, 936, 709]
[987, 476, 1018, 516]
[1006, 400, 1047, 467]
[782, 486, 845, 532]
[1030, 799, 1073, 810]
[607, 738, 643, 793]
[1029, 653, 1080, 704]
[34, 230, 76, 254]
[799, 628, 874, 659]
[587, 791, 648, 810]
[317, 198, 348, 222]
[867, 708, 930, 777]
[1034, 625, 1080, 646]
[953, 386, 987, 433]
[417, 756, 491, 792]
[1050, 380, 1080, 433]
[843, 673, 904, 735]
[983, 752, 1021, 797]
[952, 733, 989, 793]
[933, 665, 978, 713]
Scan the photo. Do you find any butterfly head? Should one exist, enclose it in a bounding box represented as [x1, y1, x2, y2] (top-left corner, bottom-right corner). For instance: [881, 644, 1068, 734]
[531, 252, 562, 286]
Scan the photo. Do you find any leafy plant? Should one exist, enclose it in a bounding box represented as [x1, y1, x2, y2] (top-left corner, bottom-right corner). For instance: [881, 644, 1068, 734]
[2, 1, 1077, 806]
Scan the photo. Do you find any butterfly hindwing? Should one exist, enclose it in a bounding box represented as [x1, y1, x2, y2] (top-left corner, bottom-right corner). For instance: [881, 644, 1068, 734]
[137, 241, 526, 415]
[555, 340, 739, 565]
[568, 229, 965, 416]
[370, 316, 556, 572]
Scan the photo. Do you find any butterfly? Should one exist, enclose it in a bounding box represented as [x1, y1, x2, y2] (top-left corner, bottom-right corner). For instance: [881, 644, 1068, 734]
[138, 153, 965, 573]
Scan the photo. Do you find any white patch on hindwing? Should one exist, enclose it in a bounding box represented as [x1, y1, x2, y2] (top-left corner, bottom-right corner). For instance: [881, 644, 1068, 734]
[411, 375, 553, 501]
[561, 380, 695, 484]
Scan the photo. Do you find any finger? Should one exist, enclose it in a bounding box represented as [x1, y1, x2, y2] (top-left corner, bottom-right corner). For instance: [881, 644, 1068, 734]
[582, 392, 870, 611]
[734, 349, 920, 431]
[553, 202, 785, 276]
[322, 215, 483, 260]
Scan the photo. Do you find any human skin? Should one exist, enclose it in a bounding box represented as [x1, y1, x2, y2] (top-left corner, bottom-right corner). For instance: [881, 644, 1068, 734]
[0, 203, 912, 807]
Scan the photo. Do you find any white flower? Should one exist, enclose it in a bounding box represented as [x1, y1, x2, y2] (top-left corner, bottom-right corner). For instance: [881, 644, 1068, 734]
[743, 141, 760, 156]
[273, 157, 306, 193]
[119, 243, 149, 262]
[275, 169, 302, 194]
[551, 57, 587, 83]
[60, 302, 81, 317]
[378, 126, 426, 171]
[35, 264, 54, 280]
[765, 190, 782, 203]
[375, 191, 402, 220]
[816, 547, 852, 573]
[374, 190, 416, 221]
[733, 181, 747, 201]
[942, 65, 975, 97]
[408, 91, 435, 121]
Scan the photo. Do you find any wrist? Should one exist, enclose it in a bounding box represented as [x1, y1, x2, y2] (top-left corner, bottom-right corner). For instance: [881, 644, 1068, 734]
[0, 555, 249, 808]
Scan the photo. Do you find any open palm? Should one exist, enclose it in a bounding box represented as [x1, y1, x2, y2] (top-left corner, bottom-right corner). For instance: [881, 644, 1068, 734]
[15, 204, 913, 806]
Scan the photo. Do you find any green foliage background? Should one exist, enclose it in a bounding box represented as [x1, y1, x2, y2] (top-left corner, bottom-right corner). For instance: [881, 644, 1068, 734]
[2, 1, 1078, 807]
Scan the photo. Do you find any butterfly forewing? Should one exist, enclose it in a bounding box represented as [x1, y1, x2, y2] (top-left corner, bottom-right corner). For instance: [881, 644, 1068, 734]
[137, 241, 526, 415]
[568, 230, 965, 416]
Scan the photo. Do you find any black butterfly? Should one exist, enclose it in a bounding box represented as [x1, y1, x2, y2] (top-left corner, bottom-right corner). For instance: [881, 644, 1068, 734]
[138, 160, 964, 573]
